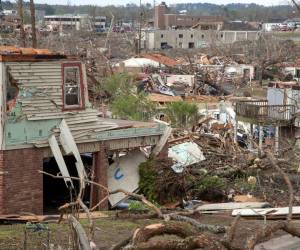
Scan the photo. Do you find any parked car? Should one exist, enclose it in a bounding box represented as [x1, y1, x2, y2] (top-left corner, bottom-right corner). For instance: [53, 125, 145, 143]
[161, 44, 173, 50]
[95, 27, 106, 33]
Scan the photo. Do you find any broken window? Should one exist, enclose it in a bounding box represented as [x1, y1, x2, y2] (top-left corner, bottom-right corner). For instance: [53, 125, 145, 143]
[179, 34, 183, 38]
[188, 42, 195, 49]
[296, 69, 300, 78]
[63, 63, 83, 109]
[6, 68, 19, 113]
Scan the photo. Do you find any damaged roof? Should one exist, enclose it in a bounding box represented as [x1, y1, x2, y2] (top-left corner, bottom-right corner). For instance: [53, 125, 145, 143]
[148, 93, 183, 103]
[0, 46, 66, 61]
[268, 81, 300, 89]
[185, 95, 219, 103]
[141, 53, 180, 67]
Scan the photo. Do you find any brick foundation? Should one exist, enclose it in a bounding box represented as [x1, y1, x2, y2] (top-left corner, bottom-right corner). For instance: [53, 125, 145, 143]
[0, 148, 44, 215]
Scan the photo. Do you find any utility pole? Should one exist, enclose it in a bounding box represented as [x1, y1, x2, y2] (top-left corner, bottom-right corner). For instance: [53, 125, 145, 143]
[138, 0, 142, 54]
[30, 0, 37, 48]
[17, 0, 26, 47]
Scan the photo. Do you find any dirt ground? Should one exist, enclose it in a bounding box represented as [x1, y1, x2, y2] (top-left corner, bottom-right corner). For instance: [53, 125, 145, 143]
[0, 213, 299, 250]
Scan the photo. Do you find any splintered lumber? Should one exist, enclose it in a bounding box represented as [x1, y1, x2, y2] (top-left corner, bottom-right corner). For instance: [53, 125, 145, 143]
[196, 202, 271, 212]
[0, 211, 108, 224]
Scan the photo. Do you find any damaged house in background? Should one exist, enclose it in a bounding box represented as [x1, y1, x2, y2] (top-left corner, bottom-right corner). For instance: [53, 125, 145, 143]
[235, 81, 299, 154]
[0, 46, 167, 215]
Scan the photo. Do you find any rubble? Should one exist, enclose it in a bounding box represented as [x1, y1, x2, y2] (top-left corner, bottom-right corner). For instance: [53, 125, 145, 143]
[2, 6, 300, 249]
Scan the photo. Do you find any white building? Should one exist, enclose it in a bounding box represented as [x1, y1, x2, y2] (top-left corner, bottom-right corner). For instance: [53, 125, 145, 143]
[283, 66, 300, 81]
[142, 30, 260, 50]
[94, 16, 106, 30]
[44, 14, 106, 31]
[262, 23, 281, 32]
[3, 10, 17, 15]
[44, 15, 88, 31]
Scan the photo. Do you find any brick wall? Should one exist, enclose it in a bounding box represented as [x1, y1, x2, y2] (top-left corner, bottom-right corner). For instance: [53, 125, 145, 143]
[0, 148, 44, 215]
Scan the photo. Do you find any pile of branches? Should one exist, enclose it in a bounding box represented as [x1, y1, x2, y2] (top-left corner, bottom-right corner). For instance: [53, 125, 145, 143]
[111, 151, 300, 250]
[193, 133, 253, 172]
[140, 130, 300, 207]
[40, 148, 300, 250]
[139, 132, 254, 205]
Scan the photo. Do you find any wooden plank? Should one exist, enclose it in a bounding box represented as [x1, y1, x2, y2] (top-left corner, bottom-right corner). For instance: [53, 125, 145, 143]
[59, 120, 87, 181]
[197, 202, 271, 211]
[152, 125, 172, 156]
[48, 135, 74, 188]
[232, 206, 300, 218]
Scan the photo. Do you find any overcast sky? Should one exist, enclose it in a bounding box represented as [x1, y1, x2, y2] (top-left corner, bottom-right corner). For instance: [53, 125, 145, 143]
[30, 0, 289, 6]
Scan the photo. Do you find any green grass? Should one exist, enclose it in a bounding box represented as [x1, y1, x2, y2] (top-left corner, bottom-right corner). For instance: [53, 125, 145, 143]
[0, 217, 162, 249]
[273, 31, 300, 38]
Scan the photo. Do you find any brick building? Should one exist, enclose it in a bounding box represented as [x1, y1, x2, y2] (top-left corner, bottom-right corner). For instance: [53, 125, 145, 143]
[154, 2, 223, 30]
[0, 46, 166, 215]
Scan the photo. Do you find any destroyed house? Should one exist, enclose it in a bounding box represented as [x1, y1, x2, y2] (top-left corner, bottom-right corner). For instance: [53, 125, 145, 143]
[0, 47, 166, 214]
[235, 81, 298, 153]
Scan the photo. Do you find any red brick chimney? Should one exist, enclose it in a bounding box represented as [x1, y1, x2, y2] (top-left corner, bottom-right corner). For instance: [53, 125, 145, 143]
[154, 2, 167, 29]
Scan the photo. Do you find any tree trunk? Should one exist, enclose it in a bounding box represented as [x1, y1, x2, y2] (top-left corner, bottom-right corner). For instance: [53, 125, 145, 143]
[259, 64, 264, 86]
[132, 223, 195, 245]
[30, 0, 37, 48]
[17, 0, 26, 47]
[128, 234, 227, 250]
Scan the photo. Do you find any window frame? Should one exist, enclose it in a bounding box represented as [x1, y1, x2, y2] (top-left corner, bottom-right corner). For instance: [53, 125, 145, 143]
[62, 62, 85, 111]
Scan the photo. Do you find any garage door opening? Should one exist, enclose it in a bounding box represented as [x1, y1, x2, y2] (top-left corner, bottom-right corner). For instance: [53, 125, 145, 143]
[43, 154, 93, 214]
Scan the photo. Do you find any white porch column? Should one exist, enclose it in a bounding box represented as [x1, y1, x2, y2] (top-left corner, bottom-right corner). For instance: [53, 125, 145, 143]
[234, 118, 238, 144]
[275, 126, 279, 155]
[259, 125, 263, 155]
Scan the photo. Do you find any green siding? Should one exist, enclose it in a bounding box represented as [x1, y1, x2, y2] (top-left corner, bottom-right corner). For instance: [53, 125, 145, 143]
[5, 119, 61, 146]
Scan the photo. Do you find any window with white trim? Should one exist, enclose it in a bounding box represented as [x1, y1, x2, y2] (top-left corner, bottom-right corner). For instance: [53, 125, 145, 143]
[63, 64, 83, 109]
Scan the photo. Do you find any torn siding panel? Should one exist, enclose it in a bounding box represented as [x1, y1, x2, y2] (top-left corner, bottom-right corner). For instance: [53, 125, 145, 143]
[5, 119, 61, 146]
[5, 61, 64, 120]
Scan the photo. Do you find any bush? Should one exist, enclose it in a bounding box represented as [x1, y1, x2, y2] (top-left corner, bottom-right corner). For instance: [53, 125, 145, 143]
[128, 201, 149, 213]
[195, 175, 226, 193]
[111, 93, 156, 121]
[191, 175, 227, 202]
[165, 101, 199, 129]
[138, 159, 158, 202]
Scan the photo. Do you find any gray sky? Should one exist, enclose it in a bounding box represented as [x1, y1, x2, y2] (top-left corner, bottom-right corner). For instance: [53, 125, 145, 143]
[31, 0, 288, 6]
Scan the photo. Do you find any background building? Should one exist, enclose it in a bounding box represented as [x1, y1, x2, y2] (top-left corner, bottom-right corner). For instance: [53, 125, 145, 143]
[154, 2, 224, 30]
[142, 29, 260, 49]
[44, 14, 106, 32]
